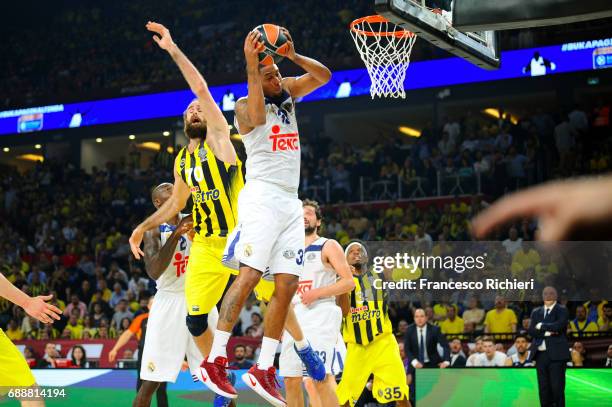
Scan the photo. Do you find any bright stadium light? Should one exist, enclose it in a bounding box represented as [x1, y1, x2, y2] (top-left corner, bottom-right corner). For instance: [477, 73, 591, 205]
[163, 131, 170, 136]
[96, 138, 103, 143]
[129, 134, 136, 140]
[483, 108, 519, 125]
[398, 126, 421, 138]
[3, 147, 9, 152]
[35, 144, 42, 149]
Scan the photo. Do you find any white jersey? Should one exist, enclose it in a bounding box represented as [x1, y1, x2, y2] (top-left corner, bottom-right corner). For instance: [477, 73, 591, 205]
[236, 91, 300, 193]
[155, 214, 191, 293]
[294, 237, 337, 309]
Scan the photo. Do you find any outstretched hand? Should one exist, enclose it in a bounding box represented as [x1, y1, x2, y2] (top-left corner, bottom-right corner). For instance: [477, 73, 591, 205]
[129, 227, 145, 259]
[24, 295, 62, 324]
[146, 21, 176, 51]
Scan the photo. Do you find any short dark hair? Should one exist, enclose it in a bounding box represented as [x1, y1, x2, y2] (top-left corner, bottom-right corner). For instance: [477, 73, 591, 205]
[234, 344, 246, 352]
[603, 303, 612, 310]
[514, 333, 530, 342]
[302, 199, 322, 220]
[482, 336, 495, 344]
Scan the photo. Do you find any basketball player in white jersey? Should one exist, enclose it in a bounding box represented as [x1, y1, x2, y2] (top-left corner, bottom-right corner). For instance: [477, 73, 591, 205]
[280, 199, 354, 407]
[201, 28, 332, 406]
[134, 183, 221, 407]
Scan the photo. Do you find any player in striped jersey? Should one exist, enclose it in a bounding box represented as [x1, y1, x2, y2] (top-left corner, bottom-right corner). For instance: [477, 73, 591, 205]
[336, 242, 410, 407]
[129, 22, 242, 368]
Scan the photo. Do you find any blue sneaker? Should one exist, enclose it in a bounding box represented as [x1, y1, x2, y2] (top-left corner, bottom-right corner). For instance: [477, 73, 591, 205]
[213, 371, 236, 407]
[294, 342, 325, 381]
[213, 394, 232, 407]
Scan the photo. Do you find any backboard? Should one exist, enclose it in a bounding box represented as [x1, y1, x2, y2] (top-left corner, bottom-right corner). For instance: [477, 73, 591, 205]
[374, 0, 501, 70]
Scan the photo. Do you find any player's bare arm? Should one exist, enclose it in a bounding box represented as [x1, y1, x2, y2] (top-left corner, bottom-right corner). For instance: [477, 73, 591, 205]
[146, 21, 236, 164]
[301, 240, 355, 306]
[129, 170, 191, 259]
[337, 293, 350, 317]
[280, 28, 332, 98]
[143, 215, 193, 280]
[0, 273, 61, 324]
[108, 329, 135, 363]
[242, 30, 267, 133]
[471, 176, 612, 240]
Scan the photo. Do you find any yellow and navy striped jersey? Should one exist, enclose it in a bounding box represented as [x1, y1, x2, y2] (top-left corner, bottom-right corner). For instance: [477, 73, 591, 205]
[175, 142, 244, 238]
[342, 270, 393, 346]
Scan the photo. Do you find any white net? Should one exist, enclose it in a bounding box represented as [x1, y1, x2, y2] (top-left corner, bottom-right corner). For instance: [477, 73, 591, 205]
[350, 16, 417, 99]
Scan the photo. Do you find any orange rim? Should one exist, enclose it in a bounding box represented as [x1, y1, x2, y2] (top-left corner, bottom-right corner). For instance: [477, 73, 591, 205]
[350, 15, 415, 38]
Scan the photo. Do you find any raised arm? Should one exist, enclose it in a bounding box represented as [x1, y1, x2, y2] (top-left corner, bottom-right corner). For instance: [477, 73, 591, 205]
[301, 240, 355, 306]
[129, 170, 190, 259]
[240, 31, 267, 134]
[0, 273, 61, 324]
[146, 21, 235, 163]
[280, 28, 332, 98]
[143, 215, 193, 280]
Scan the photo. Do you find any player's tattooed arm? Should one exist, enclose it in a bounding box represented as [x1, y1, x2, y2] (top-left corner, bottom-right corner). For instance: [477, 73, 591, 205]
[244, 30, 267, 128]
[143, 215, 193, 280]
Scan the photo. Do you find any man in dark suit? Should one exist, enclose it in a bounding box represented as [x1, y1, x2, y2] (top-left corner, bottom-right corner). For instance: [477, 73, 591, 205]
[404, 308, 450, 403]
[449, 338, 467, 367]
[528, 286, 570, 407]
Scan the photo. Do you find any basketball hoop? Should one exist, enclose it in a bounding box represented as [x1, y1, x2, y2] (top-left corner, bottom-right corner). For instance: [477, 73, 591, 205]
[350, 15, 417, 99]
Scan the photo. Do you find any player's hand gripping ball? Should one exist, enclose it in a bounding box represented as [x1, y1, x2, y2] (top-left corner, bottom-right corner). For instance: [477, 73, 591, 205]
[253, 24, 289, 65]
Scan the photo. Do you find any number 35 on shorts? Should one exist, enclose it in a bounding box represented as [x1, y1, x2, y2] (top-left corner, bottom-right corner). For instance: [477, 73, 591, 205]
[380, 386, 402, 401]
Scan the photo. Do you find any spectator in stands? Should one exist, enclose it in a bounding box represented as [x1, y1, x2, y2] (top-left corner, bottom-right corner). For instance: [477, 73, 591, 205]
[70, 345, 89, 368]
[118, 317, 132, 335]
[78, 280, 94, 305]
[109, 282, 127, 308]
[568, 305, 598, 337]
[38, 343, 60, 368]
[449, 338, 466, 367]
[463, 296, 485, 333]
[570, 341, 587, 367]
[414, 224, 433, 251]
[484, 296, 517, 339]
[395, 319, 409, 342]
[245, 312, 264, 338]
[502, 227, 523, 255]
[5, 318, 23, 341]
[64, 294, 87, 319]
[599, 303, 612, 331]
[245, 344, 256, 364]
[466, 337, 484, 367]
[127, 266, 149, 296]
[604, 344, 612, 367]
[505, 334, 533, 367]
[473, 337, 506, 367]
[111, 299, 134, 332]
[238, 296, 261, 336]
[230, 344, 254, 369]
[65, 312, 84, 339]
[439, 306, 464, 337]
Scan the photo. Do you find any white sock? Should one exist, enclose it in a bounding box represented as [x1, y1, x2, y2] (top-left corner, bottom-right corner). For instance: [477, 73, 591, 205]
[207, 330, 231, 362]
[257, 337, 279, 369]
[294, 338, 309, 351]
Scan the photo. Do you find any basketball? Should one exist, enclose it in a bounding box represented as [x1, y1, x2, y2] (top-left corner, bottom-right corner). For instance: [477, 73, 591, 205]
[254, 23, 289, 65]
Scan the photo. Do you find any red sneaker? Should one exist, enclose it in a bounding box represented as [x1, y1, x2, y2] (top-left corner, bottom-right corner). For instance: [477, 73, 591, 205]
[200, 357, 237, 399]
[242, 365, 286, 407]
